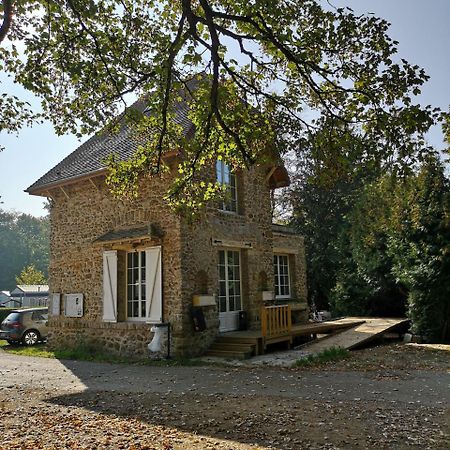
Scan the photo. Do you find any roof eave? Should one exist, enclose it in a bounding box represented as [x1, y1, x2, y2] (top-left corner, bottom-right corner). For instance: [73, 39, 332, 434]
[25, 168, 108, 196]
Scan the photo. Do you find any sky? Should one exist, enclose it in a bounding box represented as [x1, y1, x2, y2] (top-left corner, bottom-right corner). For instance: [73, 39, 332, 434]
[0, 0, 449, 217]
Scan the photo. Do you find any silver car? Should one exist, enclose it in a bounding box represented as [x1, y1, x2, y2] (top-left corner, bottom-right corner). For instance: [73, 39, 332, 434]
[0, 308, 48, 345]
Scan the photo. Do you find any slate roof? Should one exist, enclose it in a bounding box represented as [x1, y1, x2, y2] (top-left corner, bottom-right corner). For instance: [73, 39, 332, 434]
[93, 225, 150, 243]
[26, 94, 195, 194]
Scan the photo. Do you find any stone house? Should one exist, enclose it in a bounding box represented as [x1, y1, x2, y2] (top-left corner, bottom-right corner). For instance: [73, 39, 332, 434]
[27, 99, 308, 358]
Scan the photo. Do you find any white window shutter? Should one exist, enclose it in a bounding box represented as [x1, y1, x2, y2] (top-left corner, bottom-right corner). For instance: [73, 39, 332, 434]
[103, 250, 117, 322]
[145, 246, 162, 323]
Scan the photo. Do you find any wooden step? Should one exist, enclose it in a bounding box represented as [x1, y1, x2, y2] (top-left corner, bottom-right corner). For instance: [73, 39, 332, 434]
[215, 336, 260, 345]
[204, 349, 253, 359]
[208, 342, 255, 352]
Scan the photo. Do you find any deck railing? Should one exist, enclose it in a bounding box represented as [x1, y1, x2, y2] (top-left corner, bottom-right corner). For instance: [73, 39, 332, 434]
[261, 304, 292, 338]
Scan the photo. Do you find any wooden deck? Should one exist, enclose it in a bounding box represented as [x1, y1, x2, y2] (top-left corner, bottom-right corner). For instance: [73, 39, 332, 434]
[303, 317, 410, 353]
[216, 317, 366, 356]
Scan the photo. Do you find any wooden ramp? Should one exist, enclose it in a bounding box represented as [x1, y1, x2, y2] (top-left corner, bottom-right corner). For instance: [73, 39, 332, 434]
[291, 318, 366, 337]
[303, 317, 409, 353]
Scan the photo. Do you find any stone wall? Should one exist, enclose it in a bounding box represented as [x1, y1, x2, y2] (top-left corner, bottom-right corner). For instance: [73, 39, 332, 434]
[47, 173, 182, 358]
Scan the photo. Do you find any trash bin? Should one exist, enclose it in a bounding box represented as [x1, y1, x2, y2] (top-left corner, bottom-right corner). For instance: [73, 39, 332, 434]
[238, 310, 248, 331]
[191, 307, 206, 332]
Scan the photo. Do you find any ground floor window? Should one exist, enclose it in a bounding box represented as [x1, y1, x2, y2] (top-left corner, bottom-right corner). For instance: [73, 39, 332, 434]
[218, 250, 241, 312]
[127, 250, 146, 319]
[274, 254, 290, 298]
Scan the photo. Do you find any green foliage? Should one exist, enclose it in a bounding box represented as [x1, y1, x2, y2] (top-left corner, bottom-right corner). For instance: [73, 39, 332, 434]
[0, 210, 49, 290]
[293, 347, 350, 367]
[15, 264, 47, 285]
[1, 0, 445, 208]
[291, 121, 383, 311]
[331, 176, 407, 317]
[329, 156, 449, 342]
[388, 158, 450, 342]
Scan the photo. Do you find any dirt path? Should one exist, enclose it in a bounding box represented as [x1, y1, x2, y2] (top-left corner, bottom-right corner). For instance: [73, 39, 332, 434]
[0, 350, 449, 449]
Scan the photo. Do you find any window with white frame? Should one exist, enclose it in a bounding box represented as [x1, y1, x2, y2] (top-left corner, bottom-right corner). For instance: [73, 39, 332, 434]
[274, 254, 290, 298]
[103, 247, 162, 324]
[216, 160, 238, 213]
[127, 250, 146, 320]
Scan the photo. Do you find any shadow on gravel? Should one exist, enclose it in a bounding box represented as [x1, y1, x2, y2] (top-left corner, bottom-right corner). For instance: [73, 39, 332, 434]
[41, 357, 450, 450]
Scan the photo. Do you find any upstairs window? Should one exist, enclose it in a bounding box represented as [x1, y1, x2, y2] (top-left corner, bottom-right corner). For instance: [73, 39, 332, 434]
[274, 254, 290, 298]
[216, 160, 238, 213]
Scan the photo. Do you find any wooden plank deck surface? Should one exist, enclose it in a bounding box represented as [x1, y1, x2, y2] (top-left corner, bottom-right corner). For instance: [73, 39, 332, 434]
[303, 317, 409, 353]
[291, 318, 366, 337]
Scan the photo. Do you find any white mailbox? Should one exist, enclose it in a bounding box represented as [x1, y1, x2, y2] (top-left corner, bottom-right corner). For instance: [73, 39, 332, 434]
[64, 293, 84, 317]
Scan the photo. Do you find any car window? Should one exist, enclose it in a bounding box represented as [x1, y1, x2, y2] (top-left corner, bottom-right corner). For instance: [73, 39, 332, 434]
[3, 312, 21, 322]
[31, 311, 46, 321]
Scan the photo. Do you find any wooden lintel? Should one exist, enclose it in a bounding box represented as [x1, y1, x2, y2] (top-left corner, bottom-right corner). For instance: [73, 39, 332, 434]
[60, 186, 70, 199]
[89, 178, 99, 190]
[93, 237, 153, 248]
[211, 238, 253, 249]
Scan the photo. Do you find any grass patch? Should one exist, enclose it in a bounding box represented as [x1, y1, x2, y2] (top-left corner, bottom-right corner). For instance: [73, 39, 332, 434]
[0, 340, 210, 367]
[0, 340, 55, 358]
[293, 346, 350, 367]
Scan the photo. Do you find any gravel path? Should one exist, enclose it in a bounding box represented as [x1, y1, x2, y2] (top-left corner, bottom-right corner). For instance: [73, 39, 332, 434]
[0, 351, 449, 449]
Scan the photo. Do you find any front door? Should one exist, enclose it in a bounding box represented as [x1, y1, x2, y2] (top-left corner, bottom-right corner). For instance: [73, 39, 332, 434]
[218, 249, 242, 332]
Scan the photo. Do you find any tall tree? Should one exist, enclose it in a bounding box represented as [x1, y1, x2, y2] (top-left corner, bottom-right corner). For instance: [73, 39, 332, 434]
[1, 1, 445, 208]
[16, 264, 47, 285]
[0, 210, 49, 289]
[389, 157, 450, 342]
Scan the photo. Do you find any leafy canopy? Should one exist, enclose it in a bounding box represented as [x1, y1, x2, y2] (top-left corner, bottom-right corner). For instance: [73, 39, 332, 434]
[1, 0, 446, 207]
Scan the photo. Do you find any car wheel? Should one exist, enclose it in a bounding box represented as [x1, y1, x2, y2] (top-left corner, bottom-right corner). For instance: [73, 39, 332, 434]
[22, 330, 40, 346]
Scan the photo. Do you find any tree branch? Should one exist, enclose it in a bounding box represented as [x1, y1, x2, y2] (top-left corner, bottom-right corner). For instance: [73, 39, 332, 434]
[0, 0, 13, 44]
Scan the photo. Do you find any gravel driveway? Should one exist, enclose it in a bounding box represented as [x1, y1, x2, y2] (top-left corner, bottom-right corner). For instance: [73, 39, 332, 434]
[0, 350, 449, 449]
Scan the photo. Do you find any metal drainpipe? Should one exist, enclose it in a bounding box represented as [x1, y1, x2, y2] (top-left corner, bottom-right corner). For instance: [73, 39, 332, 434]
[166, 322, 171, 359]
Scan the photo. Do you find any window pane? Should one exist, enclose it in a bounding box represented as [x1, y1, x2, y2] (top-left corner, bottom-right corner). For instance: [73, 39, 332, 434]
[219, 264, 226, 281]
[219, 281, 227, 296]
[219, 250, 225, 265]
[234, 295, 241, 310]
[216, 160, 223, 183]
[219, 296, 226, 312]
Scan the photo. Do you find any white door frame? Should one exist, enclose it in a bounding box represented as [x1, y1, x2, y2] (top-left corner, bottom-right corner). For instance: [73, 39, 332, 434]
[218, 249, 242, 332]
